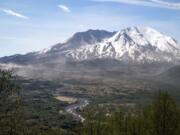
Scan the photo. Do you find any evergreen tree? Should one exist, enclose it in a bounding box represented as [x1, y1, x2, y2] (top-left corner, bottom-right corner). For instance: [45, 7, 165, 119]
[151, 92, 179, 135]
[0, 70, 24, 135]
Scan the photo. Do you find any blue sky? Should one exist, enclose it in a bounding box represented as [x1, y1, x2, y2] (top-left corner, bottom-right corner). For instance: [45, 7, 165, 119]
[0, 0, 180, 56]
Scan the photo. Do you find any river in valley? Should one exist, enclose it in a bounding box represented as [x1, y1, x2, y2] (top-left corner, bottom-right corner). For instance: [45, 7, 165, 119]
[65, 99, 89, 122]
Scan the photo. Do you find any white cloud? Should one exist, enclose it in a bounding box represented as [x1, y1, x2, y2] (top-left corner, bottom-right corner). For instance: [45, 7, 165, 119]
[58, 5, 71, 13]
[0, 8, 29, 19]
[94, 0, 180, 10]
[150, 0, 180, 8]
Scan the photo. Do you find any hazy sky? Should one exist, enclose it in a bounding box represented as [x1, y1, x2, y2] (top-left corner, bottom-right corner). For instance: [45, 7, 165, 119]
[0, 0, 180, 56]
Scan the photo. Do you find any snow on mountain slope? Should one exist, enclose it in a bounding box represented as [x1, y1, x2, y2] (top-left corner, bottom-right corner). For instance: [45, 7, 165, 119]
[137, 27, 179, 53]
[50, 29, 115, 52]
[0, 29, 114, 64]
[38, 47, 51, 54]
[65, 27, 180, 63]
[0, 27, 179, 65]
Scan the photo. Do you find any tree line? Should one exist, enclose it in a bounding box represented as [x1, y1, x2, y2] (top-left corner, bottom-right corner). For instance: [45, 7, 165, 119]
[78, 92, 180, 135]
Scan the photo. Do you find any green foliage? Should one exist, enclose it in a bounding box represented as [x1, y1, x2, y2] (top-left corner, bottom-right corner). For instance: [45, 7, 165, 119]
[151, 92, 179, 135]
[79, 92, 180, 135]
[0, 70, 24, 135]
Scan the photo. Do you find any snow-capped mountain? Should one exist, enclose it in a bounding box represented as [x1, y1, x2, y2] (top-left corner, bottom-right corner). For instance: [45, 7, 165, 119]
[0, 27, 179, 65]
[65, 27, 180, 63]
[1, 26, 180, 78]
[0, 29, 115, 64]
[50, 29, 115, 52]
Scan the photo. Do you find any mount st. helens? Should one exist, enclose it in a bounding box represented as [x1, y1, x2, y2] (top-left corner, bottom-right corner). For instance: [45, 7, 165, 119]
[0, 26, 179, 65]
[0, 29, 115, 65]
[0, 26, 180, 78]
[66, 27, 180, 63]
